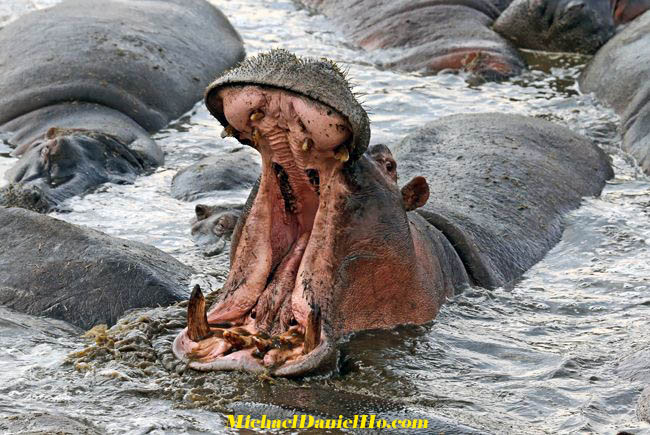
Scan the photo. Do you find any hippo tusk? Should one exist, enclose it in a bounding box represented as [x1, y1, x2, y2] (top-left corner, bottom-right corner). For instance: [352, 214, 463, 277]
[220, 125, 236, 139]
[187, 284, 211, 341]
[250, 110, 265, 121]
[252, 127, 261, 146]
[334, 146, 349, 162]
[303, 305, 321, 354]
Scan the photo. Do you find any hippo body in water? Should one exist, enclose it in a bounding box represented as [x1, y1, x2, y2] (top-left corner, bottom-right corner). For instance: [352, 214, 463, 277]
[171, 50, 613, 376]
[494, 0, 650, 54]
[580, 11, 650, 174]
[0, 207, 194, 329]
[0, 0, 245, 211]
[297, 0, 525, 80]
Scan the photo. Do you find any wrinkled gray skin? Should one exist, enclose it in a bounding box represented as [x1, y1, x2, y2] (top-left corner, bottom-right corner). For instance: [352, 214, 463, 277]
[0, 0, 245, 212]
[171, 147, 261, 201]
[0, 207, 194, 329]
[494, 0, 615, 54]
[191, 204, 243, 256]
[298, 0, 524, 80]
[393, 113, 614, 288]
[580, 11, 650, 174]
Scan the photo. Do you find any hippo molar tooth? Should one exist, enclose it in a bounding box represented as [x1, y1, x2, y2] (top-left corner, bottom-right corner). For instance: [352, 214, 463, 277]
[302, 138, 313, 151]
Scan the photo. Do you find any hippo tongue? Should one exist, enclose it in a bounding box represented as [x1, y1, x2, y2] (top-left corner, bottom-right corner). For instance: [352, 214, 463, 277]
[253, 232, 310, 335]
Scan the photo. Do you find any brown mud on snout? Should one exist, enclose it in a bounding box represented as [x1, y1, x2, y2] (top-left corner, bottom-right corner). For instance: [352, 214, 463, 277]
[173, 81, 356, 375]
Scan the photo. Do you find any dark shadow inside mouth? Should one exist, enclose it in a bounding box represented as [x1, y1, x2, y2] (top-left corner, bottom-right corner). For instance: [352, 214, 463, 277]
[306, 169, 320, 194]
[272, 162, 297, 214]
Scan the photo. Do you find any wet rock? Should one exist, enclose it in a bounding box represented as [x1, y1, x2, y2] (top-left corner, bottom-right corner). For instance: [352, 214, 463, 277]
[171, 147, 261, 201]
[191, 203, 243, 256]
[0, 207, 194, 329]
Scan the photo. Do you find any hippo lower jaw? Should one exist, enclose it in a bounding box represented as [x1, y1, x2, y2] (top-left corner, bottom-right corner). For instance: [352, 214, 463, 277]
[172, 85, 354, 376]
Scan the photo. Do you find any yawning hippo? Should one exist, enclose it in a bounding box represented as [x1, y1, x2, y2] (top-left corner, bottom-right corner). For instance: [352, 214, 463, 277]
[494, 0, 650, 54]
[172, 50, 612, 376]
[0, 0, 245, 212]
[579, 11, 650, 173]
[297, 0, 524, 80]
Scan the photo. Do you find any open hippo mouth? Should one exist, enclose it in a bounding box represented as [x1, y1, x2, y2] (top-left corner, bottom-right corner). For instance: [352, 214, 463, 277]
[173, 50, 370, 376]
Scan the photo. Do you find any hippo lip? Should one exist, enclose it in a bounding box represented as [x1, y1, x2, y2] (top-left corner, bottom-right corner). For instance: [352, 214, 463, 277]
[173, 84, 353, 375]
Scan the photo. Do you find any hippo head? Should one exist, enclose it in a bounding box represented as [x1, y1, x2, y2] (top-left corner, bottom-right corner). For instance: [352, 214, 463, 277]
[0, 128, 143, 212]
[611, 0, 650, 24]
[191, 204, 243, 257]
[173, 50, 437, 376]
[494, 0, 615, 54]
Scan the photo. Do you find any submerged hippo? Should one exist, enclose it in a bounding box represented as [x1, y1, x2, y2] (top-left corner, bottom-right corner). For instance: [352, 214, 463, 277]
[580, 11, 650, 174]
[172, 50, 612, 376]
[297, 0, 524, 80]
[494, 0, 650, 54]
[0, 0, 245, 212]
[191, 204, 243, 257]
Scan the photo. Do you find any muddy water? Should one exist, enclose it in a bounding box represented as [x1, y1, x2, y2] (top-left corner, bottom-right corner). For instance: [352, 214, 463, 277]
[1, 0, 649, 434]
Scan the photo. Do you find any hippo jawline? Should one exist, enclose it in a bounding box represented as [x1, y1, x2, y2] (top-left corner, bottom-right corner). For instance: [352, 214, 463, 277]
[173, 85, 357, 376]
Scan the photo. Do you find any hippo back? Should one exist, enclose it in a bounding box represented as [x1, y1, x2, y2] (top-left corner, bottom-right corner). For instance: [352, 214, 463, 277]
[0, 0, 245, 132]
[580, 12, 650, 113]
[393, 113, 613, 288]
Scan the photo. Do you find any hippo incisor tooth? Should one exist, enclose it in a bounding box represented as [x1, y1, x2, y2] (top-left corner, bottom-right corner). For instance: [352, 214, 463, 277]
[220, 125, 235, 139]
[303, 305, 321, 354]
[334, 146, 349, 162]
[187, 284, 211, 341]
[250, 110, 264, 121]
[302, 138, 313, 151]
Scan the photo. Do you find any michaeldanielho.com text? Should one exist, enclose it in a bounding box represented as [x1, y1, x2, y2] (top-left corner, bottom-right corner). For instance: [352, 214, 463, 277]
[227, 414, 429, 430]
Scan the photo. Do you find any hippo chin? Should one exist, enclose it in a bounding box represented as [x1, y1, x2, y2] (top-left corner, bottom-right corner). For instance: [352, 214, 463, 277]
[172, 50, 612, 376]
[0, 0, 245, 212]
[494, 0, 616, 54]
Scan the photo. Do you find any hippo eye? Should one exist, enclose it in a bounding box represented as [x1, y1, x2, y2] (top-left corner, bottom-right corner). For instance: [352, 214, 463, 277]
[385, 161, 394, 172]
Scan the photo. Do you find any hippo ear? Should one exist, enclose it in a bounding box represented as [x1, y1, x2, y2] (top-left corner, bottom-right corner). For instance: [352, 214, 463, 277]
[195, 204, 212, 221]
[401, 176, 430, 211]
